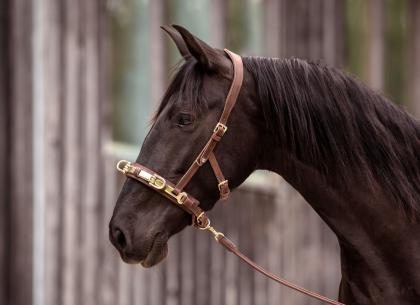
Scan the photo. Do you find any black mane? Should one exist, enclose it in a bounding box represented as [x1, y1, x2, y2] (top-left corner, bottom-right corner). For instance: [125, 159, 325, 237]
[243, 56, 420, 217]
[153, 55, 420, 217]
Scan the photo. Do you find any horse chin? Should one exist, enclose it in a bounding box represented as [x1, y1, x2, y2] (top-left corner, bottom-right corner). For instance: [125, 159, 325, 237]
[140, 242, 168, 268]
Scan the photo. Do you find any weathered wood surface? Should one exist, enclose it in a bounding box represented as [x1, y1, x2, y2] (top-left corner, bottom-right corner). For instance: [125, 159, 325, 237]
[42, 2, 62, 305]
[0, 0, 10, 303]
[7, 1, 35, 305]
[273, 0, 344, 67]
[368, 0, 384, 91]
[13, 1, 420, 305]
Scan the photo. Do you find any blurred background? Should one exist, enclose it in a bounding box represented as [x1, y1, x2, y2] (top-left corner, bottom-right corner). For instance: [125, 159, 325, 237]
[1, 1, 419, 305]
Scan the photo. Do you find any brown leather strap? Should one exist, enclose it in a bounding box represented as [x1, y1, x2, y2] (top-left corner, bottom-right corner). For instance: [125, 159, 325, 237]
[219, 49, 244, 125]
[175, 49, 243, 198]
[174, 159, 200, 192]
[117, 161, 210, 228]
[208, 152, 230, 199]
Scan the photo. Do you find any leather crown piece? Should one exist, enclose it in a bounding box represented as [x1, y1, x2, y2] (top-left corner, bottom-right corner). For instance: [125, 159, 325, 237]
[116, 49, 344, 305]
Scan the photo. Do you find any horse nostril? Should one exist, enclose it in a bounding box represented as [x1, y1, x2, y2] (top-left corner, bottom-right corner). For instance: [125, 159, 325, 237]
[115, 228, 127, 250]
[110, 224, 129, 252]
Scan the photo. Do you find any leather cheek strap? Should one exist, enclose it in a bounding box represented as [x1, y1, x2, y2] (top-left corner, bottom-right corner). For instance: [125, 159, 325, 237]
[208, 152, 230, 200]
[174, 49, 243, 200]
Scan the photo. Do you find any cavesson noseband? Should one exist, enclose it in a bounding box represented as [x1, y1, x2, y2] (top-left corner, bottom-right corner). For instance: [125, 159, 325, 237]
[116, 49, 344, 305]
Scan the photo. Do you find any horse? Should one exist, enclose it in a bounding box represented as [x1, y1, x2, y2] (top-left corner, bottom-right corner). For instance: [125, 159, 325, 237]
[109, 25, 420, 305]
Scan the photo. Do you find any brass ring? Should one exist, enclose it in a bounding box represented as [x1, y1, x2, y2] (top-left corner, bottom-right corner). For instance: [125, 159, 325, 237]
[116, 160, 130, 174]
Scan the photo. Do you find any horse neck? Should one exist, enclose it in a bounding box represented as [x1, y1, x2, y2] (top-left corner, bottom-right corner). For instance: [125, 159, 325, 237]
[258, 146, 420, 304]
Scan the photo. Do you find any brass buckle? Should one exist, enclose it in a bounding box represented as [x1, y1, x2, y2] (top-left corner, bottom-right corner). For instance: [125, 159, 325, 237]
[176, 192, 187, 205]
[149, 174, 166, 190]
[213, 122, 227, 135]
[218, 180, 229, 192]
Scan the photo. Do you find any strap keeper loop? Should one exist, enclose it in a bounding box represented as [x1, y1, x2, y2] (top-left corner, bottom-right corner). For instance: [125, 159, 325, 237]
[218, 180, 230, 200]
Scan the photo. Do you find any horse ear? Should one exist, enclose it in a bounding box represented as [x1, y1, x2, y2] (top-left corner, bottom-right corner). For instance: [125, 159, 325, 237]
[160, 25, 190, 59]
[172, 24, 228, 72]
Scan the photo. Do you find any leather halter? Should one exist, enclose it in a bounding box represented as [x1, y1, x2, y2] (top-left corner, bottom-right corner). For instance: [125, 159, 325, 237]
[116, 49, 344, 305]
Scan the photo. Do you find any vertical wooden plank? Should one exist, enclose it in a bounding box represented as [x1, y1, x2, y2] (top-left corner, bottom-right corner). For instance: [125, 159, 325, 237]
[74, 5, 87, 303]
[210, 0, 226, 48]
[149, 266, 165, 305]
[237, 190, 254, 305]
[335, 0, 346, 68]
[194, 219, 210, 305]
[128, 268, 135, 305]
[252, 196, 265, 305]
[42, 1, 63, 305]
[264, 0, 281, 57]
[166, 235, 180, 305]
[9, 0, 34, 305]
[97, 0, 120, 301]
[267, 179, 285, 305]
[308, 0, 323, 60]
[98, 157, 120, 305]
[278, 0, 288, 57]
[408, 0, 420, 116]
[279, 181, 297, 305]
[224, 193, 239, 305]
[0, 0, 10, 303]
[179, 228, 194, 305]
[62, 0, 81, 304]
[323, 0, 337, 66]
[149, 0, 166, 108]
[80, 0, 100, 304]
[252, 190, 272, 305]
[133, 266, 148, 305]
[367, 0, 384, 91]
[323, 0, 345, 67]
[118, 260, 131, 305]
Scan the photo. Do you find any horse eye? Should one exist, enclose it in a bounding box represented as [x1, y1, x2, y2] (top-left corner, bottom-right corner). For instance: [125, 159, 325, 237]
[176, 113, 193, 126]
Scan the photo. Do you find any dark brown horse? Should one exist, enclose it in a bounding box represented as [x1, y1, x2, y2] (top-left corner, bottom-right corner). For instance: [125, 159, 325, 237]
[109, 25, 420, 305]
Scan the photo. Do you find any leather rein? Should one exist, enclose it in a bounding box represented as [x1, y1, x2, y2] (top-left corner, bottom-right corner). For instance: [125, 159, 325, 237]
[116, 49, 344, 305]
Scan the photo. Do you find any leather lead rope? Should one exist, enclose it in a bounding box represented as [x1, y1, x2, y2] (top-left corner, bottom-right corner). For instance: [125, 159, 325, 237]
[116, 48, 345, 305]
[217, 235, 345, 305]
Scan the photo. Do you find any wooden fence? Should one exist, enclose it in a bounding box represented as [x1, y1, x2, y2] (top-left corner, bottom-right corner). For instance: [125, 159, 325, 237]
[1, 1, 420, 305]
